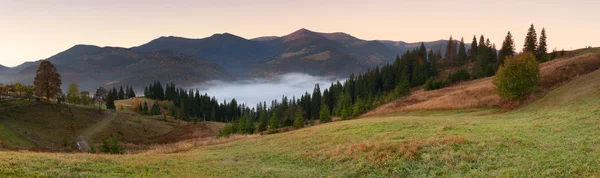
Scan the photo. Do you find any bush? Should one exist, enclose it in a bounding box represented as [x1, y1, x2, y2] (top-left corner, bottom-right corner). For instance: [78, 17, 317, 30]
[100, 136, 124, 154]
[424, 78, 448, 91]
[447, 69, 471, 83]
[493, 52, 540, 99]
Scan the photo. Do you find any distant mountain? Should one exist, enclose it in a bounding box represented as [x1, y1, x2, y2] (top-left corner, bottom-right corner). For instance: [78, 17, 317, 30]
[1, 28, 472, 87]
[251, 36, 279, 41]
[0, 64, 7, 74]
[2, 45, 231, 91]
[379, 40, 471, 56]
[132, 33, 276, 75]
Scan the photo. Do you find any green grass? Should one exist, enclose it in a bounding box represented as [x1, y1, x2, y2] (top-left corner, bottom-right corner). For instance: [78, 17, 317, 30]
[1, 70, 600, 177]
[0, 123, 34, 150]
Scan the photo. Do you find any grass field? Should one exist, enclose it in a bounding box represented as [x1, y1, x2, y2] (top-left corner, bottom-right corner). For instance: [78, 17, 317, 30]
[1, 59, 600, 177]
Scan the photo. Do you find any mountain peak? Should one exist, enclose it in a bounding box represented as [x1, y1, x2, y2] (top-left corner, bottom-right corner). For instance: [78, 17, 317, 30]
[283, 28, 318, 42]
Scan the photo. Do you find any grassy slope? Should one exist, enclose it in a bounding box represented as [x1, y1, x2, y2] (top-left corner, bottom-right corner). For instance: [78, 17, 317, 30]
[1, 67, 600, 177]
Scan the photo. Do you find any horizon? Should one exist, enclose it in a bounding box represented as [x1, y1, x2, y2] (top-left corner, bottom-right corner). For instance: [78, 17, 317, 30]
[2, 0, 599, 67]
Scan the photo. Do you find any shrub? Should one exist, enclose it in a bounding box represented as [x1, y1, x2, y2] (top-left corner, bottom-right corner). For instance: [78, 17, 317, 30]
[493, 52, 540, 99]
[424, 78, 448, 91]
[447, 69, 471, 83]
[100, 136, 124, 154]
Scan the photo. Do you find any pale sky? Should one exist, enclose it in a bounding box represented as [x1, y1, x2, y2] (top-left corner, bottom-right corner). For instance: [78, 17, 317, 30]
[1, 0, 599, 67]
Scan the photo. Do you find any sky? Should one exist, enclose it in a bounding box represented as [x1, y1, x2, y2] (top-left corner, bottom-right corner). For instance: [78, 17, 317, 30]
[1, 0, 599, 67]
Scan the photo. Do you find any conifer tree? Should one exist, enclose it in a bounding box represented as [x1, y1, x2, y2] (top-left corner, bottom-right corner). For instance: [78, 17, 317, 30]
[106, 89, 116, 110]
[293, 110, 304, 129]
[536, 28, 548, 62]
[457, 37, 467, 66]
[311, 84, 321, 120]
[268, 112, 279, 132]
[319, 105, 332, 123]
[118, 86, 125, 100]
[470, 36, 478, 59]
[258, 110, 268, 132]
[445, 36, 457, 62]
[499, 31, 515, 64]
[523, 24, 538, 53]
[142, 101, 149, 115]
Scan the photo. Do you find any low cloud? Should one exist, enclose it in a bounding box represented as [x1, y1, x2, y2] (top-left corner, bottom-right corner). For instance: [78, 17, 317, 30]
[190, 73, 343, 107]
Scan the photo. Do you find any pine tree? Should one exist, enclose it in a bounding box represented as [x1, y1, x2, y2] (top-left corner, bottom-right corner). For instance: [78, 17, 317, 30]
[118, 86, 125, 100]
[499, 31, 515, 65]
[293, 109, 304, 129]
[523, 24, 538, 53]
[457, 37, 467, 66]
[106, 89, 116, 110]
[445, 36, 457, 62]
[311, 84, 321, 120]
[142, 101, 149, 115]
[258, 110, 268, 132]
[268, 112, 279, 132]
[319, 105, 332, 123]
[536, 28, 548, 62]
[470, 36, 478, 60]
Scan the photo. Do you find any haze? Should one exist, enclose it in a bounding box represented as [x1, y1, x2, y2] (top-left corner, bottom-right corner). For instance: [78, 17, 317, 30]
[192, 73, 341, 107]
[1, 0, 599, 67]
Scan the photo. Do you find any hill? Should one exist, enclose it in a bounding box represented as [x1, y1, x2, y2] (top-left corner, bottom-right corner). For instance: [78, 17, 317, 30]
[1, 46, 231, 91]
[1, 50, 600, 176]
[0, 100, 224, 152]
[364, 52, 600, 116]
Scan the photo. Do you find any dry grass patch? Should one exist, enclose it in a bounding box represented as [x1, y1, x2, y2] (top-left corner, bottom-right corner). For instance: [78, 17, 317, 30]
[144, 134, 258, 154]
[327, 136, 467, 167]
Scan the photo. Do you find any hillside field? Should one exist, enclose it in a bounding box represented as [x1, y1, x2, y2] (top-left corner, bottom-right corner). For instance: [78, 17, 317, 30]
[1, 55, 600, 176]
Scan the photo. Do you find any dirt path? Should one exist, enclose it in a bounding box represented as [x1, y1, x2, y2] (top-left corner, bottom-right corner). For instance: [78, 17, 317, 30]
[76, 112, 116, 151]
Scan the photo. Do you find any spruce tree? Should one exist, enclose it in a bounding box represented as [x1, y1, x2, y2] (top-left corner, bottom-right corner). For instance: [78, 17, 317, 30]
[268, 112, 279, 132]
[499, 31, 515, 64]
[445, 36, 457, 62]
[142, 101, 149, 115]
[457, 37, 467, 66]
[106, 89, 116, 110]
[536, 28, 548, 62]
[118, 86, 125, 100]
[311, 84, 321, 120]
[258, 110, 268, 132]
[293, 110, 304, 129]
[523, 24, 538, 53]
[319, 105, 332, 123]
[470, 36, 478, 60]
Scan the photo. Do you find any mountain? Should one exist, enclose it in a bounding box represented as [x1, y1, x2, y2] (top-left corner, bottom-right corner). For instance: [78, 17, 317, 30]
[2, 28, 473, 86]
[132, 33, 276, 75]
[0, 64, 7, 74]
[251, 36, 279, 41]
[2, 45, 231, 91]
[379, 40, 471, 56]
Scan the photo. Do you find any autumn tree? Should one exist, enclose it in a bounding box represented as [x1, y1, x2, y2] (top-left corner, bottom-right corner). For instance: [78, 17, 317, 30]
[33, 61, 62, 102]
[523, 24, 537, 54]
[493, 52, 540, 99]
[14, 83, 24, 98]
[67, 82, 80, 104]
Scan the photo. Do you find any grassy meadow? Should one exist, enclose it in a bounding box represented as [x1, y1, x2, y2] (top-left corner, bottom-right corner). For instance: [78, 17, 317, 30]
[1, 64, 600, 177]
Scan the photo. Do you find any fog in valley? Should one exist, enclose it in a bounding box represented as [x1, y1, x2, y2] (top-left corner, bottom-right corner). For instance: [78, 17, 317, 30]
[191, 73, 343, 107]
